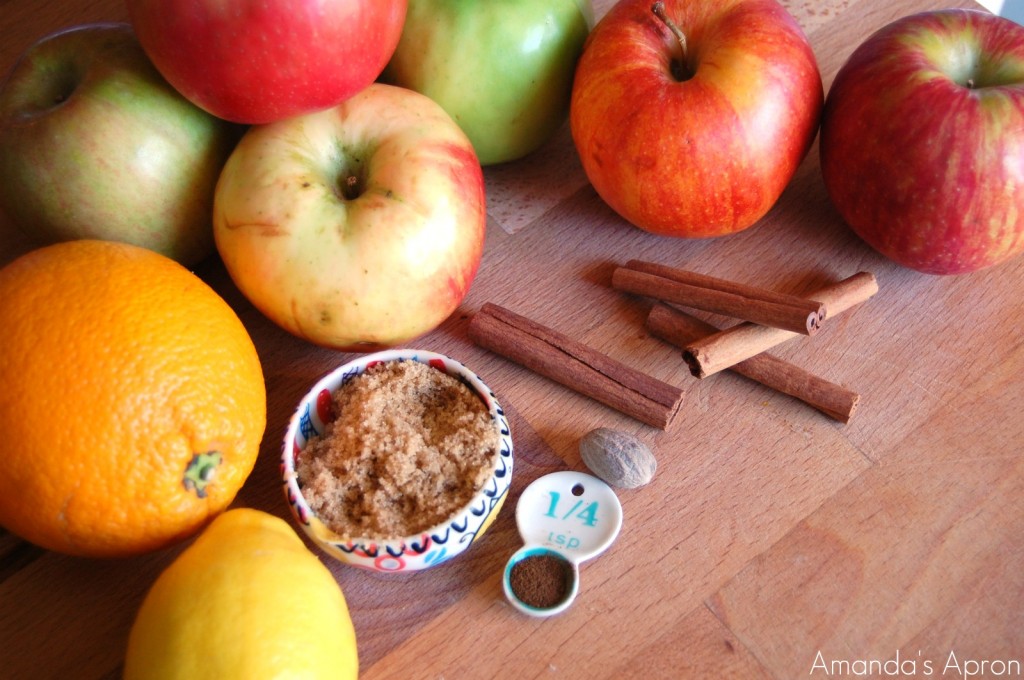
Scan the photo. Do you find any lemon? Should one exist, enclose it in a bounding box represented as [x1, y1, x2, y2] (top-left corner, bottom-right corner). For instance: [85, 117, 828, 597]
[124, 508, 358, 680]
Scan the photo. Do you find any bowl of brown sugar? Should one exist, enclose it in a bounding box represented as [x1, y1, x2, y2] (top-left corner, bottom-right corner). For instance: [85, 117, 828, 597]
[282, 348, 513, 572]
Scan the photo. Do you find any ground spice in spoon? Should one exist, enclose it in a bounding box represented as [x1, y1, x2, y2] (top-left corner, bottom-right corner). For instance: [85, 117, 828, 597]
[508, 553, 572, 609]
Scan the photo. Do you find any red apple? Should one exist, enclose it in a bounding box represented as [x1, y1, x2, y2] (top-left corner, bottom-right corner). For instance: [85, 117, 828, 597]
[570, 0, 823, 238]
[125, 0, 407, 125]
[213, 83, 485, 351]
[820, 9, 1024, 275]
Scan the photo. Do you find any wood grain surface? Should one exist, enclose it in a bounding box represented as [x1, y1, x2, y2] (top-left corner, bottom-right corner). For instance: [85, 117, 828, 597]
[2, 0, 1022, 678]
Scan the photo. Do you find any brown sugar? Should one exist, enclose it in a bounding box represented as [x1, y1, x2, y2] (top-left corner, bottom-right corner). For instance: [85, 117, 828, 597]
[297, 359, 500, 540]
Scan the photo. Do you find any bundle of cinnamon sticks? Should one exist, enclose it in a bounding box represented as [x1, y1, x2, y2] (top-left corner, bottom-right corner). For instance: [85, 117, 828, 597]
[468, 260, 877, 428]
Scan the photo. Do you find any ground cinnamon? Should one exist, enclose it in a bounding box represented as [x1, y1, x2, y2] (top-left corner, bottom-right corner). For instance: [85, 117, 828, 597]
[508, 553, 572, 609]
[612, 260, 826, 335]
[468, 303, 682, 429]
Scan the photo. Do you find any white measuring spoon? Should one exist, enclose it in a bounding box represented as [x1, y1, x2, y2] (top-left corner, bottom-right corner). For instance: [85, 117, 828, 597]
[502, 471, 623, 617]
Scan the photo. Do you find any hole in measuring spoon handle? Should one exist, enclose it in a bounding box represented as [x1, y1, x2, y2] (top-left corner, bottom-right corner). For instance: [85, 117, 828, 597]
[503, 546, 579, 618]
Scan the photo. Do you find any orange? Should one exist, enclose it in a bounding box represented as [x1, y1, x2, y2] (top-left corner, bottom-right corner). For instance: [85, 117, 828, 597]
[0, 240, 267, 557]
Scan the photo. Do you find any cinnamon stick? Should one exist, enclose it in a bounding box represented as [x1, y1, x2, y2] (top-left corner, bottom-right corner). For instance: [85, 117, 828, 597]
[683, 272, 878, 378]
[612, 260, 826, 335]
[646, 303, 860, 423]
[468, 303, 683, 429]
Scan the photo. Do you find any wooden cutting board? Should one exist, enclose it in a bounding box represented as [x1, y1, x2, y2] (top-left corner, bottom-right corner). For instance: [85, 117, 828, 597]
[1, 0, 1021, 678]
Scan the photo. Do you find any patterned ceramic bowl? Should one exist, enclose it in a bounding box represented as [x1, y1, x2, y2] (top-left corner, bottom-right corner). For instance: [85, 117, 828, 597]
[281, 349, 513, 572]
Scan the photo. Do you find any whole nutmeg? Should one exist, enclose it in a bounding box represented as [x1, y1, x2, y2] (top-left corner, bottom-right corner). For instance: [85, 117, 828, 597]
[579, 428, 656, 489]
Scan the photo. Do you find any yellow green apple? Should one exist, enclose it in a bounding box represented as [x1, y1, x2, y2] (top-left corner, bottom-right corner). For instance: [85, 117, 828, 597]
[213, 83, 486, 351]
[384, 0, 592, 165]
[0, 23, 240, 266]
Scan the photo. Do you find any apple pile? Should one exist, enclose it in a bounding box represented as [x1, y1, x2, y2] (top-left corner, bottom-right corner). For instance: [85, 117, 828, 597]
[123, 0, 489, 350]
[0, 0, 602, 351]
[567, 2, 1024, 276]
[3, 2, 1023, 360]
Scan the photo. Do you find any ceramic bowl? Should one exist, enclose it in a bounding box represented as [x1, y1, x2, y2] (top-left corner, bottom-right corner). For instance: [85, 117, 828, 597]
[281, 348, 513, 572]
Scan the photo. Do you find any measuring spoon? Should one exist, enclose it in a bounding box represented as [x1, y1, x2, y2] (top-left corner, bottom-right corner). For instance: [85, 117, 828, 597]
[502, 471, 623, 617]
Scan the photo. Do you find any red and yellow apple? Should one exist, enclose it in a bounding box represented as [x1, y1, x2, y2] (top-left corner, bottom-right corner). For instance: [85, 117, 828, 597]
[213, 83, 486, 351]
[126, 0, 408, 125]
[820, 9, 1024, 275]
[570, 0, 823, 238]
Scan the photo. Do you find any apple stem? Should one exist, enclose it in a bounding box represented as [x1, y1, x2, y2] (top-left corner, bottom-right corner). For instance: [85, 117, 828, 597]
[652, 2, 691, 81]
[342, 174, 360, 200]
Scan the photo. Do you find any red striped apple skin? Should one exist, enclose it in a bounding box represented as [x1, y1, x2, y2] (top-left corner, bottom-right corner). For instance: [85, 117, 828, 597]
[570, 0, 823, 238]
[821, 9, 1024, 275]
[127, 0, 408, 125]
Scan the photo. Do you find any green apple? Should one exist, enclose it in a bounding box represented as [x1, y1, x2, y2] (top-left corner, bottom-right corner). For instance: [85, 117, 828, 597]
[213, 83, 486, 351]
[0, 23, 240, 267]
[383, 0, 592, 166]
